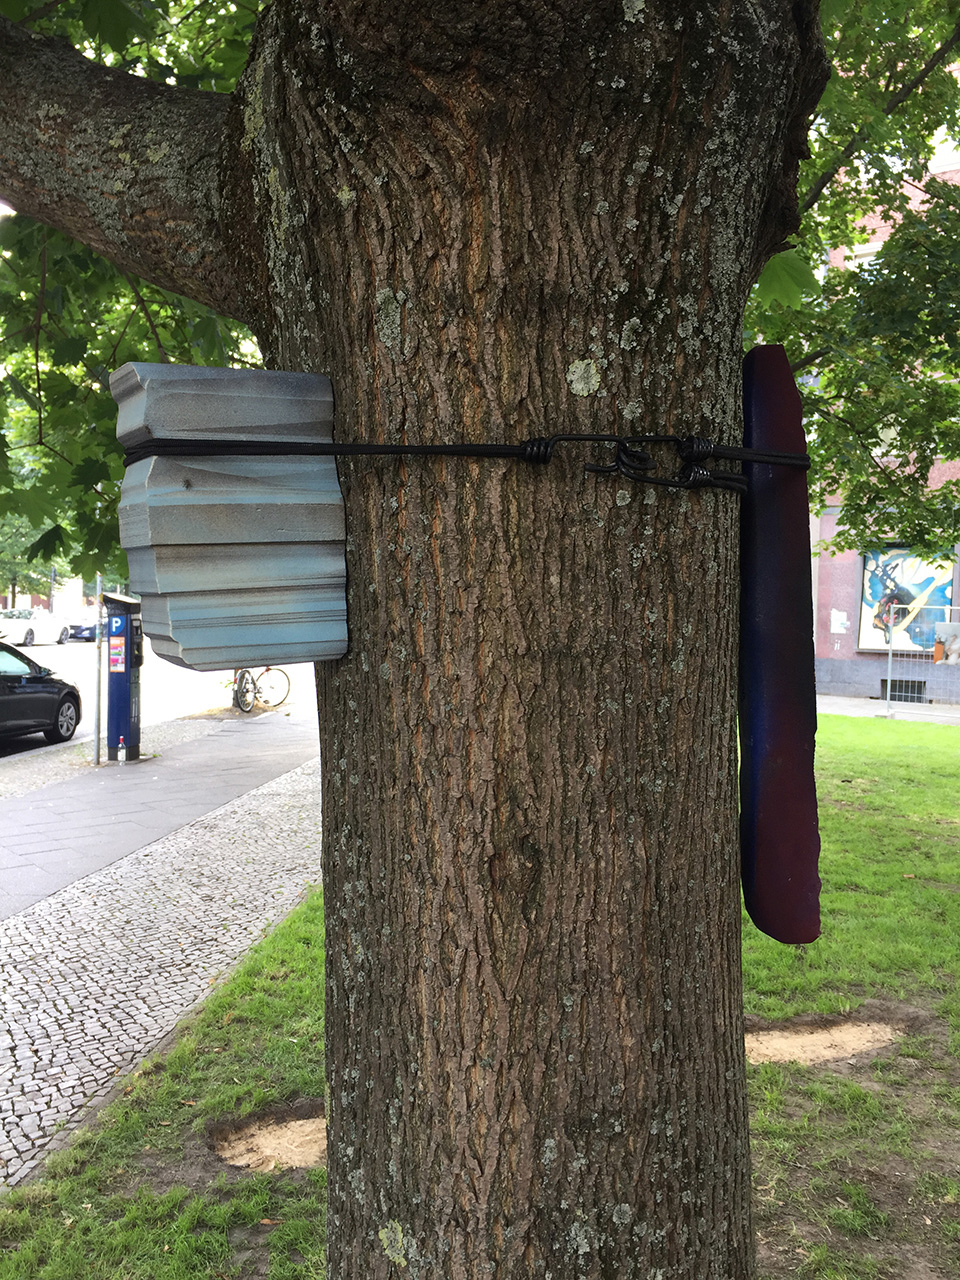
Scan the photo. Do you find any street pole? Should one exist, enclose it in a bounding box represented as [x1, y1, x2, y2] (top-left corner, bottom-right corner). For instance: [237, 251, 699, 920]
[886, 604, 896, 718]
[93, 572, 103, 765]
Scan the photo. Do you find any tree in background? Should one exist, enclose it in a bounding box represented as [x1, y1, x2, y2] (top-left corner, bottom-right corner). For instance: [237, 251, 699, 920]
[1, 3, 827, 1277]
[749, 1, 960, 556]
[0, 0, 258, 577]
[0, 511, 62, 603]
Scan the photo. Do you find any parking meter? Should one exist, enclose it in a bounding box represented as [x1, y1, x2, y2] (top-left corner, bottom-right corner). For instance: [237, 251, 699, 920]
[103, 593, 143, 761]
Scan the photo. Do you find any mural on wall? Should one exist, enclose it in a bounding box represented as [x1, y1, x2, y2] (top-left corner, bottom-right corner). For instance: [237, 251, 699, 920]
[859, 550, 955, 652]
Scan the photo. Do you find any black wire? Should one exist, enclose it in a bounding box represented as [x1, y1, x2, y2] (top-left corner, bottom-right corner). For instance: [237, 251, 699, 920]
[123, 437, 541, 466]
[121, 433, 633, 468]
[121, 431, 810, 493]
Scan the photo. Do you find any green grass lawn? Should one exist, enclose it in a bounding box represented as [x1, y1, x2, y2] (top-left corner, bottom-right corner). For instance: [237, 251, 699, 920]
[0, 892, 328, 1279]
[744, 716, 960, 1032]
[747, 714, 960, 1279]
[2, 712, 960, 1278]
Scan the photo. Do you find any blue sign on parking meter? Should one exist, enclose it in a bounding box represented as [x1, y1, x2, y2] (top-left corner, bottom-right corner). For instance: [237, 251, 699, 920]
[104, 593, 143, 761]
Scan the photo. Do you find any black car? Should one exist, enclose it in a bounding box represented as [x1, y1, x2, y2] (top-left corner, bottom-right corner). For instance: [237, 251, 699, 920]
[0, 641, 82, 744]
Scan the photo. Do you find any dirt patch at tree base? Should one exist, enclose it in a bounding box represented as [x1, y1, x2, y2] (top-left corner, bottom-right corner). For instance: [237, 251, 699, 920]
[207, 1098, 327, 1173]
[213, 1117, 327, 1172]
[744, 998, 935, 1064]
[746, 1020, 900, 1064]
[750, 1001, 960, 1279]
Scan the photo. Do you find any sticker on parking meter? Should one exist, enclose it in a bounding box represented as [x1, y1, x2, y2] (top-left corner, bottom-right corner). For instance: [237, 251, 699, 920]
[109, 636, 126, 672]
[110, 615, 126, 636]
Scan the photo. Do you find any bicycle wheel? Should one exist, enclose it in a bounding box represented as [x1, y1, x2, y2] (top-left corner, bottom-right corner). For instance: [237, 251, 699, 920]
[235, 669, 257, 712]
[256, 667, 290, 708]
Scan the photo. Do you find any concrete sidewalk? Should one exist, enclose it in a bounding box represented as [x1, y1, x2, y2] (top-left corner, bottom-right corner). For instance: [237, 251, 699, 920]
[0, 756, 323, 1186]
[817, 693, 960, 726]
[0, 710, 320, 921]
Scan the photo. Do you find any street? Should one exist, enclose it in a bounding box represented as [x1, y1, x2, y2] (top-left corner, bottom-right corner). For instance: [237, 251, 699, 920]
[0, 635, 319, 757]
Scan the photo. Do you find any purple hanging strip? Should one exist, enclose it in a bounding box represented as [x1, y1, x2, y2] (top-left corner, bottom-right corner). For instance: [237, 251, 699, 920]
[739, 345, 821, 944]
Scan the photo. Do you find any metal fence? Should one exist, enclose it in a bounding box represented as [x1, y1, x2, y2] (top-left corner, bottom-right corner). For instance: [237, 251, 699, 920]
[882, 604, 960, 713]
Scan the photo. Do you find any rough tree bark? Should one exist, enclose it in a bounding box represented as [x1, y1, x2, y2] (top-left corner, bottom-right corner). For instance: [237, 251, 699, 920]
[0, 4, 828, 1276]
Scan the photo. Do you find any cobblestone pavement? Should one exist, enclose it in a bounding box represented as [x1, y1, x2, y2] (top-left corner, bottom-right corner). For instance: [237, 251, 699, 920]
[0, 757, 321, 1186]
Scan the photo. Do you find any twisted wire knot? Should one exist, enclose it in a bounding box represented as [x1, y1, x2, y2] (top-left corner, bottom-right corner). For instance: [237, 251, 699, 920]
[519, 437, 556, 464]
[678, 436, 715, 463]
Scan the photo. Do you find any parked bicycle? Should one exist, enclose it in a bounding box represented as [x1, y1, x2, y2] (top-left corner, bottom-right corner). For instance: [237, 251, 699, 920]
[231, 666, 291, 712]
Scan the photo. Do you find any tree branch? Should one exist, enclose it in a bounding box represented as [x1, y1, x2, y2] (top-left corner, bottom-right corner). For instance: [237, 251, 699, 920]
[800, 18, 960, 214]
[790, 347, 830, 375]
[124, 275, 172, 362]
[33, 239, 46, 442]
[0, 18, 245, 320]
[16, 0, 69, 25]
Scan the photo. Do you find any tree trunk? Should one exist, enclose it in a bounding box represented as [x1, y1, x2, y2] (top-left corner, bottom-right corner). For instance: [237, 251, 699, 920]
[0, 2, 828, 1274]
[222, 4, 827, 1276]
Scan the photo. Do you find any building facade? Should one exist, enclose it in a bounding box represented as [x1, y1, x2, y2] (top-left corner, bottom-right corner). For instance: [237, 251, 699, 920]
[813, 475, 960, 705]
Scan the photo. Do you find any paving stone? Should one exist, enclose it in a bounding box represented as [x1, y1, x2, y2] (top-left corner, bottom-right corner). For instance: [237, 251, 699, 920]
[0, 757, 321, 1185]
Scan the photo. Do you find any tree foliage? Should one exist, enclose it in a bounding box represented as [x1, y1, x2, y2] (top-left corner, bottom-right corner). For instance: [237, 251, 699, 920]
[0, 0, 258, 578]
[748, 1, 960, 555]
[774, 180, 960, 557]
[2, 0, 959, 565]
[0, 511, 64, 599]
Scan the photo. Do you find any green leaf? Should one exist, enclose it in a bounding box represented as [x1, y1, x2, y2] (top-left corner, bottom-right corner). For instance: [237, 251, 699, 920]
[52, 336, 89, 366]
[818, 0, 846, 38]
[70, 456, 110, 489]
[753, 250, 821, 310]
[25, 524, 68, 562]
[80, 0, 150, 51]
[12, 487, 62, 526]
[0, 0, 36, 20]
[5, 373, 40, 411]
